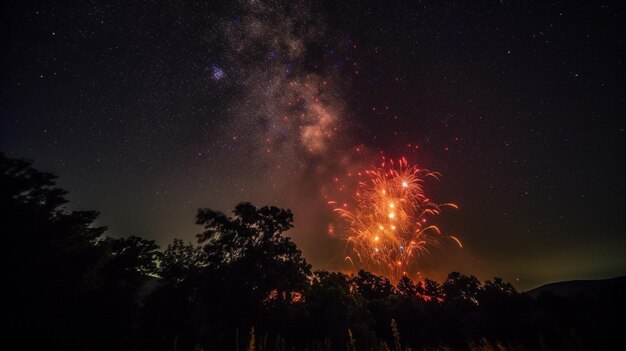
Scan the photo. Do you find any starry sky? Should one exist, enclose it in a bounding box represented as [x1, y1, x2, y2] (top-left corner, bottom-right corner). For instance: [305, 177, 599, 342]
[2, 0, 624, 290]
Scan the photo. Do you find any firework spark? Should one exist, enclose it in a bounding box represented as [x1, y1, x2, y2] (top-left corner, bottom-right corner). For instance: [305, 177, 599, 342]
[331, 157, 460, 279]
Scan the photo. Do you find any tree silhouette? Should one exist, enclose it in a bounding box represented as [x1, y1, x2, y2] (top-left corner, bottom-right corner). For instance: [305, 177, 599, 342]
[2, 152, 108, 348]
[99, 236, 161, 280]
[138, 238, 210, 350]
[141, 202, 312, 349]
[423, 278, 444, 302]
[442, 272, 481, 304]
[90, 236, 161, 349]
[304, 271, 375, 349]
[2, 152, 162, 350]
[158, 238, 207, 283]
[396, 275, 418, 298]
[350, 269, 395, 300]
[195, 202, 311, 299]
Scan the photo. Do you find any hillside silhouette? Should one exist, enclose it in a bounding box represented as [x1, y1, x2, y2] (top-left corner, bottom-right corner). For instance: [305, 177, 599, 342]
[3, 151, 624, 350]
[526, 276, 626, 299]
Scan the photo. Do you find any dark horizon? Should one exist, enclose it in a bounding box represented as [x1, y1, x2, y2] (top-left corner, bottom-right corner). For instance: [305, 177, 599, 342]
[2, 0, 625, 291]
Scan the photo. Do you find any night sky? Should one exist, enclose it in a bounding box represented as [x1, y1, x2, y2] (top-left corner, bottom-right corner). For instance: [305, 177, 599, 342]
[2, 0, 624, 290]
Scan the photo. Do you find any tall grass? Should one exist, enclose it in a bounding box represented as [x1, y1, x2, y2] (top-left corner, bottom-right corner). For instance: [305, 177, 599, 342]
[237, 321, 568, 351]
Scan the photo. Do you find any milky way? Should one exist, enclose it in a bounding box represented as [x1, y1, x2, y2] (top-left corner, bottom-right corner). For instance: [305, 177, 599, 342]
[214, 1, 348, 167]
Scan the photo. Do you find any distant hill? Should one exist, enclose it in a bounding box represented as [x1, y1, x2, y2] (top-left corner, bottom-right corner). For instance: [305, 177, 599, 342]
[525, 276, 626, 299]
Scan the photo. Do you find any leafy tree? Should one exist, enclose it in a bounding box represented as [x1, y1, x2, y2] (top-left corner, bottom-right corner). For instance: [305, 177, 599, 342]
[304, 271, 375, 348]
[195, 202, 311, 298]
[3, 152, 162, 350]
[158, 238, 207, 283]
[137, 239, 206, 350]
[349, 270, 399, 344]
[423, 278, 444, 302]
[350, 269, 395, 300]
[2, 152, 108, 348]
[442, 272, 481, 304]
[140, 202, 313, 349]
[99, 236, 160, 282]
[482, 277, 517, 296]
[89, 236, 161, 349]
[474, 278, 532, 345]
[397, 275, 418, 298]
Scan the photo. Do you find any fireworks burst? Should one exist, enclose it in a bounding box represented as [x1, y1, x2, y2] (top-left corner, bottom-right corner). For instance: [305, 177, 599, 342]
[329, 157, 461, 279]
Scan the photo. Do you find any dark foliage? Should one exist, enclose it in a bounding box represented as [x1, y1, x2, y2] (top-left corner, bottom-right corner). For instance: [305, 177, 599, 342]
[3, 151, 625, 350]
[3, 152, 159, 350]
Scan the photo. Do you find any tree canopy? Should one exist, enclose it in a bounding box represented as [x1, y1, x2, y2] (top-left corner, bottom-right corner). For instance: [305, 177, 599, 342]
[3, 151, 624, 350]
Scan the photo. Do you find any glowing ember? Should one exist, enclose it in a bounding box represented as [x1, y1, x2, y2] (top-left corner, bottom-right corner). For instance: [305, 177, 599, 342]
[332, 157, 461, 279]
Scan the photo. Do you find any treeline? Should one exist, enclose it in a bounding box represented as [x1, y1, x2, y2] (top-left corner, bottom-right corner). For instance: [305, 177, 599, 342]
[3, 152, 623, 350]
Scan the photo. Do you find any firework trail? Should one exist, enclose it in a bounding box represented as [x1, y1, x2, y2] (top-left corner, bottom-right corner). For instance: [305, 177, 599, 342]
[329, 157, 460, 279]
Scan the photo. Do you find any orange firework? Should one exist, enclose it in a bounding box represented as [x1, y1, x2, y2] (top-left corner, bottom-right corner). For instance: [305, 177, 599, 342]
[331, 157, 460, 279]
